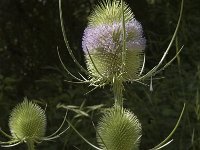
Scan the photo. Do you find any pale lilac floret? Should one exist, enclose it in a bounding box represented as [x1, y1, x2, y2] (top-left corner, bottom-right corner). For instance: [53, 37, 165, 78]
[127, 38, 146, 51]
[125, 19, 143, 37]
[82, 18, 146, 54]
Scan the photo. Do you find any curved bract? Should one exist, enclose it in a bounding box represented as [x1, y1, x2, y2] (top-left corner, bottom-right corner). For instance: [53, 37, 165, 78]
[97, 106, 142, 150]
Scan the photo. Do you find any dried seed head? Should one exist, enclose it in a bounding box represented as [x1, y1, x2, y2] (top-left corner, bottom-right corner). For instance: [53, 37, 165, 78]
[97, 106, 142, 150]
[82, 0, 146, 84]
[9, 99, 47, 141]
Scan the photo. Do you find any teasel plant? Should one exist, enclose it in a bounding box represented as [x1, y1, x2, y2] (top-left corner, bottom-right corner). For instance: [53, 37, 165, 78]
[0, 98, 69, 150]
[59, 0, 184, 107]
[58, 0, 185, 149]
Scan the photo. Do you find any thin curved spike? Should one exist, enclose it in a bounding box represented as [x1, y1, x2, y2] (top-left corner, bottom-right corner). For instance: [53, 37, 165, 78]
[136, 66, 156, 81]
[86, 47, 104, 78]
[0, 129, 12, 139]
[73, 146, 81, 150]
[150, 103, 185, 150]
[59, 0, 90, 75]
[1, 141, 22, 147]
[90, 82, 106, 88]
[85, 86, 99, 95]
[155, 45, 184, 75]
[175, 37, 181, 67]
[139, 54, 146, 75]
[45, 111, 68, 138]
[57, 48, 85, 82]
[136, 0, 184, 81]
[66, 120, 102, 150]
[0, 140, 17, 144]
[64, 80, 90, 84]
[78, 72, 88, 81]
[133, 80, 149, 87]
[150, 77, 165, 80]
[150, 76, 153, 92]
[155, 0, 183, 68]
[42, 65, 75, 80]
[133, 135, 142, 146]
[42, 127, 69, 141]
[91, 121, 109, 150]
[121, 0, 126, 74]
[44, 103, 48, 112]
[152, 139, 173, 150]
[34, 140, 42, 144]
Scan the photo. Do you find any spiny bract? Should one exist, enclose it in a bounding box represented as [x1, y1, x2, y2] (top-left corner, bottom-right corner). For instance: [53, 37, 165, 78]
[82, 0, 146, 85]
[97, 106, 142, 150]
[9, 98, 47, 141]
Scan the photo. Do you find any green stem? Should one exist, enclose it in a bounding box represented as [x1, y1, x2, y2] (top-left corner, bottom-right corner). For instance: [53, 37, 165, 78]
[121, 0, 126, 74]
[26, 140, 35, 150]
[113, 76, 124, 107]
[112, 0, 126, 108]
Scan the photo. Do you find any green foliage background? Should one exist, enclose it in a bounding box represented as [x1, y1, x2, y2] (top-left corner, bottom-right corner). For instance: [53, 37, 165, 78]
[0, 0, 200, 149]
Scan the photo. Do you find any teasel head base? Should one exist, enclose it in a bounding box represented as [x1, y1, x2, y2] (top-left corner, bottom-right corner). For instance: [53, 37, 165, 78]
[26, 140, 35, 150]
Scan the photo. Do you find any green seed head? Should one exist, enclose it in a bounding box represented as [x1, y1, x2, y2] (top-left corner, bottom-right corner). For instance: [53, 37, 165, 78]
[88, 0, 134, 26]
[97, 106, 142, 150]
[9, 99, 47, 141]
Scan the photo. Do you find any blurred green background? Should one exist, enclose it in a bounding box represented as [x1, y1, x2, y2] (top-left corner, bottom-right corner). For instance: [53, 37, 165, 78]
[0, 0, 200, 149]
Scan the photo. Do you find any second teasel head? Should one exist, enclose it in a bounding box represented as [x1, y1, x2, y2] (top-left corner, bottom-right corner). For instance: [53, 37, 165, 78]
[0, 98, 68, 149]
[97, 106, 142, 150]
[9, 99, 47, 141]
[82, 0, 146, 85]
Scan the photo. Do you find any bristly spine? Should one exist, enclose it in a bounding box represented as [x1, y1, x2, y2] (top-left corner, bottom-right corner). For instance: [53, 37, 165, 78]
[88, 0, 134, 26]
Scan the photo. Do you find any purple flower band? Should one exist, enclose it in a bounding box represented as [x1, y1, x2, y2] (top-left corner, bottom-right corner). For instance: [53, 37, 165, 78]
[82, 19, 146, 54]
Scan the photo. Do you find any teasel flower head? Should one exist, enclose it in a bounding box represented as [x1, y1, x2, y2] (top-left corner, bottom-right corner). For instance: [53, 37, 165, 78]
[82, 0, 146, 85]
[9, 99, 47, 142]
[97, 106, 142, 150]
[0, 98, 68, 149]
[59, 0, 183, 92]
[59, 0, 182, 93]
